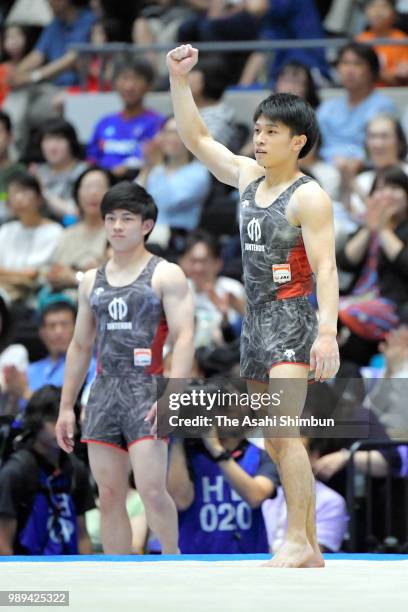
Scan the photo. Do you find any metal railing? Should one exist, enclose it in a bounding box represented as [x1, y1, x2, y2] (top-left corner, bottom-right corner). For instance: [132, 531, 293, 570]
[70, 37, 408, 55]
[69, 37, 408, 90]
[346, 440, 408, 553]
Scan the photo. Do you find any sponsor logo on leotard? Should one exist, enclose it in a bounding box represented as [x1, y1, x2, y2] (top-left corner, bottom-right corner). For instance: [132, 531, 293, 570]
[134, 348, 152, 367]
[245, 217, 265, 252]
[107, 297, 132, 330]
[272, 264, 292, 284]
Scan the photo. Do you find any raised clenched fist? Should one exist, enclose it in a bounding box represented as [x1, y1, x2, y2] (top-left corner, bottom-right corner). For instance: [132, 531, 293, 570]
[166, 44, 199, 77]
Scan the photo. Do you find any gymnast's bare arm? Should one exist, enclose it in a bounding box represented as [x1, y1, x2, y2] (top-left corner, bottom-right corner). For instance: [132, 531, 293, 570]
[293, 182, 340, 382]
[155, 261, 195, 379]
[167, 44, 264, 192]
[56, 270, 97, 453]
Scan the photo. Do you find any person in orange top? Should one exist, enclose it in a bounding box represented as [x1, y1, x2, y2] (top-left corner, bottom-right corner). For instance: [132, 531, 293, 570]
[357, 0, 408, 86]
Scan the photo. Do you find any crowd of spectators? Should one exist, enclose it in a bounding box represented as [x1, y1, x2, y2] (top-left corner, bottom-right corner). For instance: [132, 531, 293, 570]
[0, 0, 408, 556]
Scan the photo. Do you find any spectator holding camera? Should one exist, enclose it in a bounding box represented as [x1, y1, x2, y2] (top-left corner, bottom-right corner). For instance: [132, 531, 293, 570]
[0, 385, 95, 555]
[167, 380, 279, 554]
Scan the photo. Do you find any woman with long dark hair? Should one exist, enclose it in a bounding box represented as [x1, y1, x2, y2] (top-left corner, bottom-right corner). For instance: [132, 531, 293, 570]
[337, 165, 408, 364]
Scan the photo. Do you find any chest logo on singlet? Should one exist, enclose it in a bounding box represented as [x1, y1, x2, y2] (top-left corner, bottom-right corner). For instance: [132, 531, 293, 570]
[107, 297, 132, 330]
[245, 217, 265, 252]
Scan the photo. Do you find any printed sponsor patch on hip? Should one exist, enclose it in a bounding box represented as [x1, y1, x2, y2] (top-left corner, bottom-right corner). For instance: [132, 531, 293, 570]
[272, 263, 291, 283]
[134, 348, 152, 367]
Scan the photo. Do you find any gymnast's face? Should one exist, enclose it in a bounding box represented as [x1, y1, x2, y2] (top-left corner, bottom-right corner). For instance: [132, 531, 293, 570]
[104, 209, 154, 251]
[253, 115, 306, 166]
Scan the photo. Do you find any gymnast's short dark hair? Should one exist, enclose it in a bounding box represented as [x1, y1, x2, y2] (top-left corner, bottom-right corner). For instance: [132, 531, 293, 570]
[101, 181, 158, 241]
[253, 92, 319, 159]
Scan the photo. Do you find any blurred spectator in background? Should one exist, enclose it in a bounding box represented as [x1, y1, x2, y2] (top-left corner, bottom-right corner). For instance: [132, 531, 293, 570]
[179, 231, 245, 349]
[0, 385, 94, 555]
[337, 166, 408, 365]
[274, 60, 320, 109]
[188, 54, 239, 150]
[30, 119, 88, 223]
[239, 0, 330, 87]
[178, 1, 261, 84]
[364, 325, 408, 436]
[263, 437, 348, 554]
[301, 378, 401, 500]
[3, 0, 96, 157]
[28, 301, 96, 393]
[317, 42, 396, 173]
[133, 1, 205, 84]
[0, 110, 25, 224]
[66, 15, 122, 94]
[167, 380, 279, 554]
[0, 23, 33, 106]
[299, 133, 342, 202]
[357, 0, 408, 86]
[138, 116, 211, 248]
[94, 0, 143, 41]
[349, 114, 408, 218]
[87, 57, 164, 177]
[0, 300, 96, 416]
[0, 172, 62, 305]
[44, 167, 112, 300]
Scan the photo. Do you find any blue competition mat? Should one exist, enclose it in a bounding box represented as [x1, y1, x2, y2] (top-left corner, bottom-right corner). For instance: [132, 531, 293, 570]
[1, 553, 407, 563]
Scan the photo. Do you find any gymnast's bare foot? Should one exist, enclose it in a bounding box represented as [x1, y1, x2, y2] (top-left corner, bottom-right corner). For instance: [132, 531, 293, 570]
[263, 539, 324, 568]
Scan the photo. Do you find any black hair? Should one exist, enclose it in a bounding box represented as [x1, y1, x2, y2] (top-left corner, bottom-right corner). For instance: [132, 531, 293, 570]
[101, 181, 158, 241]
[337, 41, 380, 80]
[92, 17, 123, 42]
[40, 118, 82, 159]
[181, 229, 221, 259]
[70, 0, 92, 7]
[370, 165, 408, 200]
[113, 55, 155, 85]
[0, 110, 12, 133]
[366, 114, 408, 161]
[275, 60, 320, 109]
[0, 289, 12, 353]
[7, 171, 42, 196]
[0, 23, 33, 62]
[193, 54, 230, 101]
[23, 385, 61, 437]
[253, 92, 319, 159]
[72, 165, 115, 206]
[39, 300, 77, 326]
